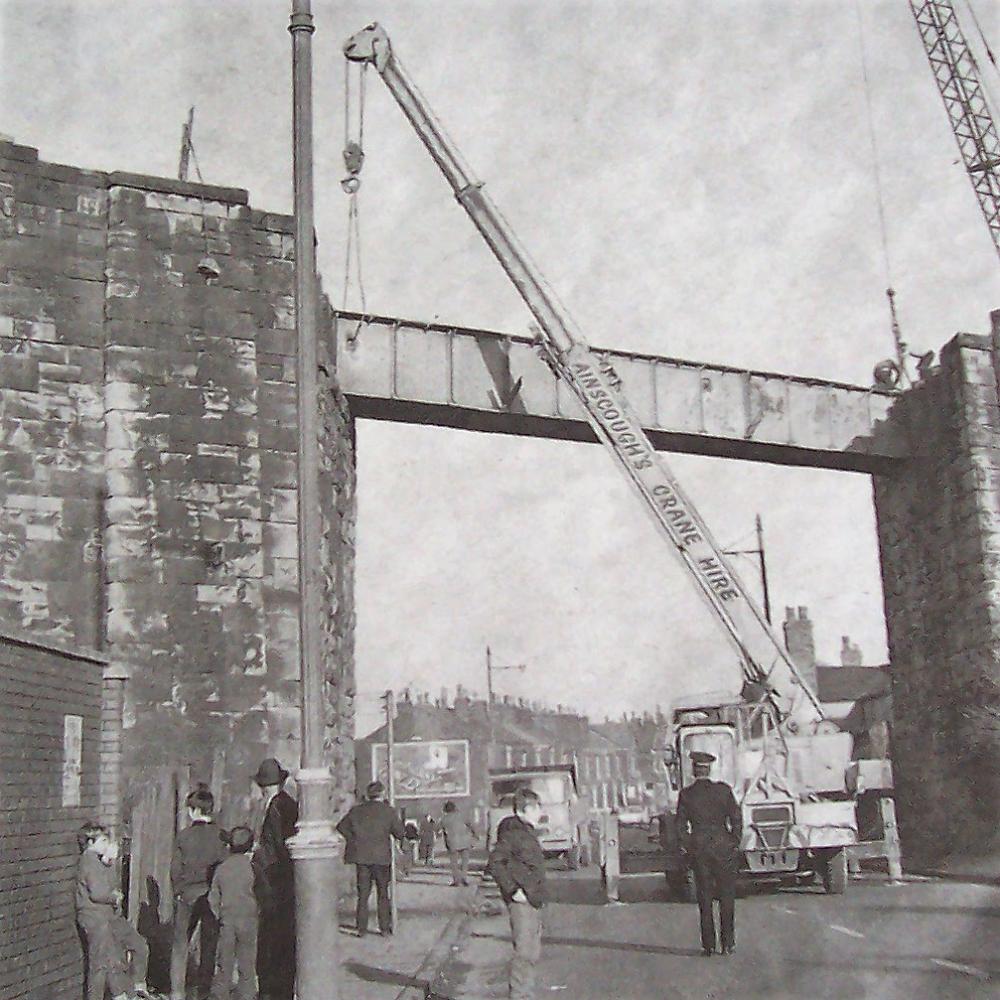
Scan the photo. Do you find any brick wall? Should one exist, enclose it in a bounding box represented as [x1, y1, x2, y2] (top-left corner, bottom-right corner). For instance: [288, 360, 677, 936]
[873, 326, 1000, 862]
[0, 630, 107, 1000]
[0, 139, 356, 841]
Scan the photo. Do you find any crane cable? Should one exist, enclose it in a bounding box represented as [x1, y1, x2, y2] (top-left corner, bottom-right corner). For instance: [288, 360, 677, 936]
[342, 61, 368, 315]
[963, 0, 1000, 81]
[854, 0, 911, 388]
[961, 0, 1000, 131]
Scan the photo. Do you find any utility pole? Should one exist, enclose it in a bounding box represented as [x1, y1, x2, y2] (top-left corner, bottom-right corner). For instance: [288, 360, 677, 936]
[385, 689, 398, 933]
[755, 514, 772, 626]
[486, 645, 526, 706]
[723, 514, 772, 625]
[286, 3, 340, 998]
[486, 646, 526, 768]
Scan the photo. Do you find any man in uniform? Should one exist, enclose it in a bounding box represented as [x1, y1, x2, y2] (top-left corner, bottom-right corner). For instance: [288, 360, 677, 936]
[674, 750, 742, 957]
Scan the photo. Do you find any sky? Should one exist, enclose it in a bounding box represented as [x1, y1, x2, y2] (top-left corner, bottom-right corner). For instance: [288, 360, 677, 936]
[4, 1, 1000, 738]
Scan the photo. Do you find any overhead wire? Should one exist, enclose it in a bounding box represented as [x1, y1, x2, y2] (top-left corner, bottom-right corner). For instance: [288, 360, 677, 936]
[961, 0, 1000, 128]
[963, 0, 1000, 80]
[853, 0, 911, 386]
[854, 1, 893, 289]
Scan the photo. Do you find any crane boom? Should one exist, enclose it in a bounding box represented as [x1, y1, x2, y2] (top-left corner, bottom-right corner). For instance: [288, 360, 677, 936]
[344, 23, 825, 730]
[910, 0, 1000, 260]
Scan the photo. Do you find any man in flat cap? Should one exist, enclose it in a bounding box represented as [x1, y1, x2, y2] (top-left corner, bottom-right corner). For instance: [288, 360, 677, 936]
[252, 758, 298, 1000]
[675, 750, 742, 957]
[336, 781, 406, 937]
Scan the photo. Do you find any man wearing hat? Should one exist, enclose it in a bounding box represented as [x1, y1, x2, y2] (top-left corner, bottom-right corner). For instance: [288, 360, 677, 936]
[336, 781, 406, 936]
[252, 758, 298, 1000]
[675, 750, 742, 957]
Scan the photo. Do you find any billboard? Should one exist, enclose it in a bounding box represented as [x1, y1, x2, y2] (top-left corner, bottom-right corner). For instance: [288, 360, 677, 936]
[371, 739, 471, 799]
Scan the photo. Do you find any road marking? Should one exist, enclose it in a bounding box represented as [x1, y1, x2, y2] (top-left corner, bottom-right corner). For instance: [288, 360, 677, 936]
[773, 905, 797, 915]
[828, 924, 865, 939]
[930, 958, 990, 980]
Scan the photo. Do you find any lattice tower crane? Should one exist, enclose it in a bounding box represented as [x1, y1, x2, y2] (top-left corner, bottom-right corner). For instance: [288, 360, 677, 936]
[910, 1, 1000, 260]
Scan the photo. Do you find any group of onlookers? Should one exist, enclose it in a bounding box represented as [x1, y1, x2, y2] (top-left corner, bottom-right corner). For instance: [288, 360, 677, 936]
[75, 765, 558, 1000]
[75, 757, 297, 1000]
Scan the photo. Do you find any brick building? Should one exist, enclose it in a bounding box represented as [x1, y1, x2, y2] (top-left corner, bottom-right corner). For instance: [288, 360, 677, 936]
[354, 687, 671, 830]
[0, 628, 125, 1000]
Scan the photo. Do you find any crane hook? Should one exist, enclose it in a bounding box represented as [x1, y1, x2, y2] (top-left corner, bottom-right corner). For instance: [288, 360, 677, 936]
[341, 141, 364, 194]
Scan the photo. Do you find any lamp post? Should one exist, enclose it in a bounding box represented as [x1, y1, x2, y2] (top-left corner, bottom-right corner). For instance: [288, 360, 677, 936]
[287, 2, 340, 997]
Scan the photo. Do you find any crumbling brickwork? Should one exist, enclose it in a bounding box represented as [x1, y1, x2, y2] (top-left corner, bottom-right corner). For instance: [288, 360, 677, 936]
[874, 327, 1000, 863]
[0, 139, 356, 834]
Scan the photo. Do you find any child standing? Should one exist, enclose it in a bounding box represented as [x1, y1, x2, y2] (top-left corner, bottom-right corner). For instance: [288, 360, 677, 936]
[75, 822, 152, 1000]
[486, 788, 547, 1000]
[207, 827, 258, 1000]
[170, 784, 228, 1000]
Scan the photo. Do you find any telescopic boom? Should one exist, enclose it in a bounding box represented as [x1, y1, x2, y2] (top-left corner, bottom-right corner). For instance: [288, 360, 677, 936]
[344, 22, 826, 730]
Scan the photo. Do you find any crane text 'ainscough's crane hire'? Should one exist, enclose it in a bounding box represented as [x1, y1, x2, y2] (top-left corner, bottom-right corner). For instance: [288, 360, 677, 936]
[567, 355, 739, 603]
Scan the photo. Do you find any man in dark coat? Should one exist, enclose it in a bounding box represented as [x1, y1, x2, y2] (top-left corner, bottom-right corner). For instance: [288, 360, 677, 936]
[675, 750, 743, 957]
[252, 758, 298, 1000]
[336, 781, 405, 936]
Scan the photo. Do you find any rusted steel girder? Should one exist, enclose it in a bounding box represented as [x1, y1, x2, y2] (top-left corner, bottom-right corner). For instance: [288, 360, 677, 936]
[334, 312, 906, 474]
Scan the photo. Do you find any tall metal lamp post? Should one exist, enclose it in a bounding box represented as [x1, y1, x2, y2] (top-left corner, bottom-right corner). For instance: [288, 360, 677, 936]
[287, 1, 341, 996]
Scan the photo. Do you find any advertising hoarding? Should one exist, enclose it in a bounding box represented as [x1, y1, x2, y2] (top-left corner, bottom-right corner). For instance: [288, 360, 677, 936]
[371, 738, 471, 799]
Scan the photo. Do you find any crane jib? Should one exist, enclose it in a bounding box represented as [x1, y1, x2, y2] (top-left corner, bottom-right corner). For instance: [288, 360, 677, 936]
[563, 348, 744, 605]
[346, 21, 826, 727]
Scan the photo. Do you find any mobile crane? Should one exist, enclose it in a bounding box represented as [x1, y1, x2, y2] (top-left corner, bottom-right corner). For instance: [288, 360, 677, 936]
[344, 22, 866, 892]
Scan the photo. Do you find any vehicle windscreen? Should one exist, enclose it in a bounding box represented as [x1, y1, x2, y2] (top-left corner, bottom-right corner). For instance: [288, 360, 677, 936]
[491, 774, 569, 807]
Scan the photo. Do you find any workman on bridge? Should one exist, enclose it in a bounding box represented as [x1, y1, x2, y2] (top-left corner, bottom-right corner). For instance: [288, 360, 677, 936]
[675, 750, 742, 957]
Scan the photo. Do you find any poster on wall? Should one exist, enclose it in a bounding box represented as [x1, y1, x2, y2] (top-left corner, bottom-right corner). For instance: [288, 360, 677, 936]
[371, 739, 471, 798]
[62, 714, 83, 807]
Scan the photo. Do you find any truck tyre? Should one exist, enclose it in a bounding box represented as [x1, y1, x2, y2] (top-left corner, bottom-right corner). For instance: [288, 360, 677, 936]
[566, 845, 581, 870]
[821, 848, 848, 895]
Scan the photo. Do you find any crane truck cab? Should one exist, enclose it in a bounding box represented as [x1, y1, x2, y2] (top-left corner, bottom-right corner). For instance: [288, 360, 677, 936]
[487, 764, 589, 869]
[660, 695, 859, 898]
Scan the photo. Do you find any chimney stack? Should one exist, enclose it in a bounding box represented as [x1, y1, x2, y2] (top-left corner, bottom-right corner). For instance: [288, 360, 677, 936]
[783, 606, 818, 692]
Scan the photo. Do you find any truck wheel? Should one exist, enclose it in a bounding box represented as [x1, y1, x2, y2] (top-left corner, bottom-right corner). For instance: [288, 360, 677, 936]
[565, 845, 581, 870]
[821, 849, 848, 895]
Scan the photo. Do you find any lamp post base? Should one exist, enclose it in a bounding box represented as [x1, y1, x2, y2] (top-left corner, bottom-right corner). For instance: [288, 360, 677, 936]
[288, 768, 341, 998]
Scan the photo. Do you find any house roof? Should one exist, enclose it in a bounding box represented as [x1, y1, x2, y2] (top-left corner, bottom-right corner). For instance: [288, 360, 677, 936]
[816, 665, 890, 703]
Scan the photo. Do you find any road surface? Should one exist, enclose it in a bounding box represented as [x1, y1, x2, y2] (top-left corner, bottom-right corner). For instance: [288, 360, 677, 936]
[436, 865, 1000, 999]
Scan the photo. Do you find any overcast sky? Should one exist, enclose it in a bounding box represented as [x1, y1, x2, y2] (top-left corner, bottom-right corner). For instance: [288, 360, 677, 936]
[5, 1, 1000, 738]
